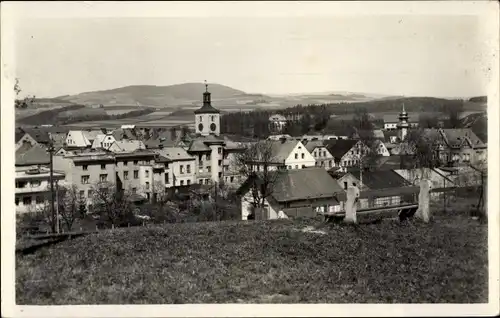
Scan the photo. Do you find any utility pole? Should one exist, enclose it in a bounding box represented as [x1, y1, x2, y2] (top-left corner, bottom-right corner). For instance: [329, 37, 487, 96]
[48, 142, 56, 233]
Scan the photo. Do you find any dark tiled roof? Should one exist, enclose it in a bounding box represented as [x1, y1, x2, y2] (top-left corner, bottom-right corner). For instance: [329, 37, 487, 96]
[193, 103, 220, 114]
[16, 145, 50, 166]
[348, 169, 411, 190]
[239, 167, 344, 203]
[22, 128, 51, 144]
[324, 139, 359, 159]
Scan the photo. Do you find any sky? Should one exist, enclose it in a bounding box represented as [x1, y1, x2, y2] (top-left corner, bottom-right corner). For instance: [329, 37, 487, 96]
[13, 15, 489, 98]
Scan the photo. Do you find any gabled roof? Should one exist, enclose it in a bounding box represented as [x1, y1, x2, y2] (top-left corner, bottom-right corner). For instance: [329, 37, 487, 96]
[82, 130, 103, 142]
[439, 128, 486, 149]
[267, 139, 300, 162]
[155, 147, 195, 161]
[347, 169, 411, 190]
[303, 140, 324, 153]
[16, 145, 50, 166]
[22, 128, 51, 144]
[238, 167, 344, 203]
[324, 139, 359, 159]
[108, 140, 146, 153]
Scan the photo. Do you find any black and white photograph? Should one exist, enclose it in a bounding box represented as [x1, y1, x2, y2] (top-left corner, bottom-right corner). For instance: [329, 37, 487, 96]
[1, 1, 499, 317]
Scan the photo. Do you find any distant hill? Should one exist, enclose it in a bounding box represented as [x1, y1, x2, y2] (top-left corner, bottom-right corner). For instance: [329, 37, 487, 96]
[55, 83, 253, 108]
[460, 112, 487, 143]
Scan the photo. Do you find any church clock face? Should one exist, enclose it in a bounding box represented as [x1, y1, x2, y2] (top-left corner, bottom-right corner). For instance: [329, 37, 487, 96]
[198, 123, 204, 131]
[210, 123, 217, 132]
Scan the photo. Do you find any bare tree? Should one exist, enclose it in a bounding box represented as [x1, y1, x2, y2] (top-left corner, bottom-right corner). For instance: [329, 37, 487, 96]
[14, 78, 36, 109]
[56, 184, 82, 232]
[235, 141, 282, 219]
[90, 181, 135, 227]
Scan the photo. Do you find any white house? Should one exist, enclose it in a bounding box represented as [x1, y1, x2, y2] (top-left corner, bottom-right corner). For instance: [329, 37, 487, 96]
[268, 114, 287, 133]
[251, 139, 315, 171]
[304, 140, 335, 169]
[91, 134, 117, 149]
[66, 130, 101, 148]
[155, 147, 196, 187]
[324, 139, 371, 168]
[373, 140, 391, 157]
[15, 166, 66, 214]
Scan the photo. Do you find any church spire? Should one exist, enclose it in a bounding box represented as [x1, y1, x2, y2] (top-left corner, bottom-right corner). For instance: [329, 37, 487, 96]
[203, 80, 211, 106]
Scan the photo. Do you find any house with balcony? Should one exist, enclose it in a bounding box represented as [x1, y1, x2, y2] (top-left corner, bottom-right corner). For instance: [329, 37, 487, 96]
[15, 166, 66, 214]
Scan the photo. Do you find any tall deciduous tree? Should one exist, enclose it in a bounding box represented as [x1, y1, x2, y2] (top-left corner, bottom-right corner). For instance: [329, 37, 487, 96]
[235, 141, 281, 219]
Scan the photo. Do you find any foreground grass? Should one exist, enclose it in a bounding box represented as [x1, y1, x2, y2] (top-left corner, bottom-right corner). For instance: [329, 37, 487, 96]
[16, 215, 487, 304]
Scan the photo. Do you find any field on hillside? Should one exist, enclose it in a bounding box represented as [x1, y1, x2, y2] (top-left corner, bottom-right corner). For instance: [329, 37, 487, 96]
[16, 213, 487, 304]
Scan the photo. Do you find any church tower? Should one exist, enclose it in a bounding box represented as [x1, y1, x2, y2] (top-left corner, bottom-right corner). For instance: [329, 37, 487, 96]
[397, 103, 409, 141]
[194, 81, 221, 136]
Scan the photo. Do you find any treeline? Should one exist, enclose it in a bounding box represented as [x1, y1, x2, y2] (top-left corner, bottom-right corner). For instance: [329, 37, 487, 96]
[469, 96, 487, 103]
[17, 105, 155, 126]
[221, 97, 466, 138]
[16, 105, 85, 125]
[59, 108, 155, 125]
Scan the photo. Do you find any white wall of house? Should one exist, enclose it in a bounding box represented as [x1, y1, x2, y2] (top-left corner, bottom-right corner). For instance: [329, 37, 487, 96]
[311, 146, 335, 169]
[15, 169, 65, 214]
[374, 140, 391, 156]
[241, 191, 280, 220]
[92, 134, 116, 149]
[284, 141, 316, 169]
[340, 141, 371, 167]
[384, 123, 398, 130]
[66, 131, 91, 148]
[170, 159, 196, 187]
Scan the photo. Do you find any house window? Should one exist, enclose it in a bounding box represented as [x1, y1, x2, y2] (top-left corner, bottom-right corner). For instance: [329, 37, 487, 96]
[165, 173, 170, 184]
[314, 151, 317, 157]
[15, 197, 19, 206]
[124, 161, 128, 166]
[344, 182, 348, 190]
[23, 196, 32, 205]
[218, 160, 222, 166]
[35, 196, 44, 204]
[180, 180, 184, 186]
[218, 172, 222, 179]
[187, 180, 191, 185]
[205, 179, 209, 185]
[134, 170, 139, 179]
[206, 154, 211, 161]
[207, 166, 211, 173]
[352, 183, 357, 187]
[132, 187, 137, 194]
[133, 160, 138, 165]
[79, 190, 85, 198]
[180, 165, 184, 174]
[211, 116, 214, 122]
[302, 165, 306, 168]
[329, 160, 333, 167]
[230, 176, 234, 183]
[101, 164, 106, 170]
[88, 189, 93, 198]
[16, 181, 27, 188]
[301, 153, 305, 159]
[295, 165, 298, 169]
[145, 170, 149, 178]
[31, 180, 41, 187]
[81, 175, 90, 184]
[218, 147, 222, 154]
[99, 174, 108, 182]
[146, 182, 150, 190]
[124, 171, 129, 180]
[288, 165, 292, 169]
[295, 153, 298, 159]
[186, 165, 191, 173]
[83, 165, 88, 171]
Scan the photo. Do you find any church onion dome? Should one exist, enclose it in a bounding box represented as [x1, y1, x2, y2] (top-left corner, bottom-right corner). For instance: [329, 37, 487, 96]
[194, 81, 221, 114]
